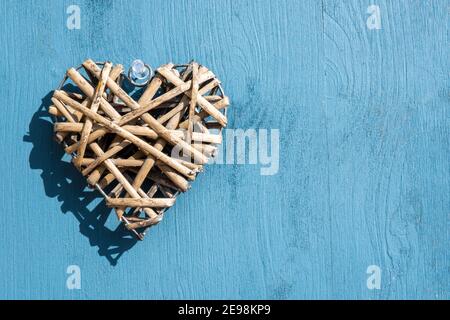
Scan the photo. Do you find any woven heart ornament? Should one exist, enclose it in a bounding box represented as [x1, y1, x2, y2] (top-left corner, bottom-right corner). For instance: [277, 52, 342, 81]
[49, 59, 229, 240]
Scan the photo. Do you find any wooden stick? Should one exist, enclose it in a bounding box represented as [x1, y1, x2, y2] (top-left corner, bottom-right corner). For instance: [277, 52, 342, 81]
[173, 157, 203, 171]
[195, 96, 230, 122]
[80, 158, 144, 167]
[107, 64, 124, 101]
[179, 96, 229, 129]
[67, 68, 121, 121]
[48, 105, 60, 116]
[186, 62, 199, 144]
[80, 157, 203, 173]
[86, 166, 106, 186]
[106, 197, 175, 208]
[156, 161, 190, 191]
[204, 95, 223, 102]
[97, 171, 117, 189]
[198, 79, 221, 96]
[51, 98, 76, 123]
[75, 62, 112, 167]
[109, 64, 124, 81]
[63, 124, 158, 154]
[66, 92, 85, 100]
[81, 139, 131, 175]
[125, 218, 155, 230]
[123, 217, 145, 222]
[54, 122, 157, 139]
[170, 130, 222, 144]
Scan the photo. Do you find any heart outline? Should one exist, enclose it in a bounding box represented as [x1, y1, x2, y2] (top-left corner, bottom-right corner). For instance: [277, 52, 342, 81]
[49, 60, 229, 240]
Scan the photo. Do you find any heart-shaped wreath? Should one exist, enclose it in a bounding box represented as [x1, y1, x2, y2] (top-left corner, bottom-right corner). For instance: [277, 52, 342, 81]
[49, 59, 229, 240]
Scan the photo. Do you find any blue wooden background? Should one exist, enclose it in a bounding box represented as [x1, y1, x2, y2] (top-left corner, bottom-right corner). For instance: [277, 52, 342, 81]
[0, 0, 448, 299]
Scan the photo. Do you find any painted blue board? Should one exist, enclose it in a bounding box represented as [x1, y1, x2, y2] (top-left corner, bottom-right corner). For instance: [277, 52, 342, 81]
[0, 0, 448, 299]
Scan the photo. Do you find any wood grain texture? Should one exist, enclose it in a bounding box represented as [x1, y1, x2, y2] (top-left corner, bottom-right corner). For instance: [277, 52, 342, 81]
[0, 0, 448, 299]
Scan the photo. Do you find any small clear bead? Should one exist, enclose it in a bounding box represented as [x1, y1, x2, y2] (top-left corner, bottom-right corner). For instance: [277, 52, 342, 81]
[130, 59, 149, 80]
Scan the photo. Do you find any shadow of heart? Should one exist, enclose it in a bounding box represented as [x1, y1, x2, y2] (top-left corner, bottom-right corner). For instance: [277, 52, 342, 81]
[23, 89, 138, 266]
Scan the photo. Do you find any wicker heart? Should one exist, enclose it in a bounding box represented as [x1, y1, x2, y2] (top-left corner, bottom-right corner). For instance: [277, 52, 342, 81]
[49, 59, 229, 240]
